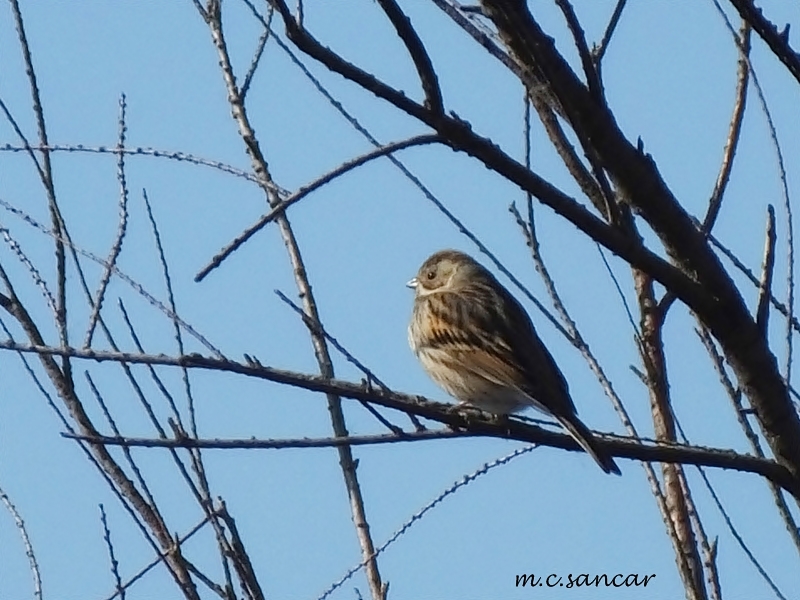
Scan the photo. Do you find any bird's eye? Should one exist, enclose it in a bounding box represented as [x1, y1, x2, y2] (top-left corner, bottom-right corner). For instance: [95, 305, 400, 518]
[426, 269, 436, 280]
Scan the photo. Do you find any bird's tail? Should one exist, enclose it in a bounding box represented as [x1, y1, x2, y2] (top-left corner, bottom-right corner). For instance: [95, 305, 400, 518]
[555, 414, 621, 475]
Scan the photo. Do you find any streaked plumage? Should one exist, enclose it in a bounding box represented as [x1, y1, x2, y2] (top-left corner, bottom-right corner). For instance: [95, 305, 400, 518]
[407, 249, 620, 475]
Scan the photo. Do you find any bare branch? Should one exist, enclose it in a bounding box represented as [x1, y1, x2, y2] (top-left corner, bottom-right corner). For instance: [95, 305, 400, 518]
[2, 341, 798, 496]
[376, 0, 444, 114]
[0, 483, 42, 600]
[0, 198, 223, 358]
[100, 505, 125, 600]
[593, 0, 628, 65]
[240, 6, 274, 100]
[202, 3, 386, 596]
[65, 429, 469, 449]
[194, 134, 440, 282]
[0, 143, 272, 186]
[696, 327, 800, 557]
[726, 0, 800, 86]
[85, 95, 130, 349]
[757, 206, 777, 336]
[269, 0, 716, 317]
[703, 22, 751, 232]
[319, 446, 537, 600]
[553, 0, 603, 103]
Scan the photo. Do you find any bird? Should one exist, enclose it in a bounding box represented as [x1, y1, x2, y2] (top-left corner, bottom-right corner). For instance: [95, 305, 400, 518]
[407, 249, 620, 475]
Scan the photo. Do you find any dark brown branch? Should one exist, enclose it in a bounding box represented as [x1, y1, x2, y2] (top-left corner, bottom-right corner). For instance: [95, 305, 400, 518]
[756, 206, 777, 336]
[553, 0, 603, 103]
[268, 0, 715, 318]
[65, 430, 469, 449]
[194, 134, 440, 282]
[593, 0, 627, 65]
[376, 0, 444, 114]
[3, 340, 799, 498]
[703, 23, 751, 232]
[58, 429, 788, 489]
[726, 0, 800, 86]
[478, 0, 800, 486]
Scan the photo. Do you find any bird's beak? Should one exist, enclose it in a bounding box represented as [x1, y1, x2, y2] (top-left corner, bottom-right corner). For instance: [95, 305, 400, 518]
[406, 277, 419, 290]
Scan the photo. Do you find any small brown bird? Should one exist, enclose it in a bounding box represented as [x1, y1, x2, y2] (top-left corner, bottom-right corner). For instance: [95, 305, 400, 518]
[407, 249, 620, 475]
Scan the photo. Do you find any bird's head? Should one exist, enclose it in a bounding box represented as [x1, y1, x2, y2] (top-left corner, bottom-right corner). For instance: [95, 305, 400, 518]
[406, 249, 482, 297]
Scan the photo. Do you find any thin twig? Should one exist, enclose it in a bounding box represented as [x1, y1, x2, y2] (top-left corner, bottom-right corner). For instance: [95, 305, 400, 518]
[553, 0, 603, 103]
[0, 223, 58, 318]
[702, 22, 751, 232]
[0, 143, 275, 187]
[0, 198, 223, 358]
[100, 512, 217, 600]
[9, 0, 70, 380]
[86, 372, 163, 530]
[0, 484, 42, 600]
[274, 289, 407, 434]
[194, 134, 440, 282]
[240, 6, 274, 100]
[592, 0, 627, 65]
[694, 462, 789, 600]
[756, 206, 777, 336]
[85, 95, 130, 349]
[708, 231, 800, 335]
[65, 429, 471, 449]
[318, 445, 538, 600]
[100, 504, 126, 600]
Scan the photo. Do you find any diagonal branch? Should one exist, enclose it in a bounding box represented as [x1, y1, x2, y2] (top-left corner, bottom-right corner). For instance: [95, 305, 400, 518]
[376, 0, 444, 114]
[477, 0, 800, 485]
[268, 0, 715, 316]
[553, 0, 603, 103]
[593, 0, 628, 66]
[726, 0, 800, 86]
[756, 206, 777, 336]
[2, 339, 800, 498]
[194, 134, 440, 282]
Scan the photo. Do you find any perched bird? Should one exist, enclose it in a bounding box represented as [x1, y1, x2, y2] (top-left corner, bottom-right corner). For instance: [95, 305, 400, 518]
[407, 249, 620, 475]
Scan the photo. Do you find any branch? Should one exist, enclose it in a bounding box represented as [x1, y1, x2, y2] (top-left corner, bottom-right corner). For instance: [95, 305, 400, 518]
[65, 430, 469, 449]
[726, 0, 800, 86]
[269, 0, 716, 320]
[593, 0, 627, 66]
[478, 0, 800, 487]
[703, 22, 751, 232]
[376, 0, 444, 114]
[756, 205, 777, 336]
[3, 340, 799, 497]
[203, 3, 385, 596]
[194, 134, 441, 282]
[553, 0, 603, 103]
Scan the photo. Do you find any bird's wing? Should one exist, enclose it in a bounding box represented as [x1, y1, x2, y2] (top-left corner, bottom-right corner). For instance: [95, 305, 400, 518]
[436, 281, 578, 417]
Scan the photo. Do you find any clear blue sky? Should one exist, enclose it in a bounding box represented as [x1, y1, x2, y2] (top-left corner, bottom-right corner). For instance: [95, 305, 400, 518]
[1, 2, 799, 599]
